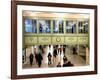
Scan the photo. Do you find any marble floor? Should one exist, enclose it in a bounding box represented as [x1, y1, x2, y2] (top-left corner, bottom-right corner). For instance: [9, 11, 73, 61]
[23, 45, 87, 69]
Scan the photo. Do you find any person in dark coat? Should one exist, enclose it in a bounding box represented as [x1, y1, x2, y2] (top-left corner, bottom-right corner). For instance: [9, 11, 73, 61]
[35, 53, 38, 63]
[73, 47, 77, 54]
[63, 55, 67, 63]
[29, 53, 34, 66]
[57, 62, 61, 67]
[67, 61, 74, 66]
[53, 47, 57, 58]
[34, 48, 38, 63]
[63, 55, 68, 67]
[47, 52, 52, 65]
[63, 59, 68, 67]
[63, 47, 66, 54]
[73, 47, 76, 54]
[37, 53, 43, 67]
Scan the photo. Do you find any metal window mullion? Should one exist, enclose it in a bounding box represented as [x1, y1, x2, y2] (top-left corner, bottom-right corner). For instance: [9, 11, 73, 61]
[37, 19, 39, 34]
[76, 20, 78, 34]
[51, 20, 53, 34]
[64, 20, 66, 34]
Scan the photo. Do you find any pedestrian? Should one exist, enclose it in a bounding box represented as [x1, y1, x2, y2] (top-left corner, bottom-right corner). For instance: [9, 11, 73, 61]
[37, 53, 43, 67]
[49, 45, 51, 50]
[35, 53, 38, 63]
[63, 58, 68, 67]
[63, 46, 66, 54]
[29, 53, 34, 66]
[63, 55, 67, 63]
[47, 52, 52, 65]
[57, 62, 61, 67]
[53, 47, 57, 58]
[67, 61, 74, 66]
[73, 47, 77, 54]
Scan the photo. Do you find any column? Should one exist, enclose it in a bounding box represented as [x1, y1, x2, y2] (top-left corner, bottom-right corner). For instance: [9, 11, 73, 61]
[76, 20, 79, 55]
[86, 47, 89, 65]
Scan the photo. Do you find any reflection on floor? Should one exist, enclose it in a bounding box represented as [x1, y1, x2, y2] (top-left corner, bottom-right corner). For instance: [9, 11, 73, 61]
[23, 45, 86, 69]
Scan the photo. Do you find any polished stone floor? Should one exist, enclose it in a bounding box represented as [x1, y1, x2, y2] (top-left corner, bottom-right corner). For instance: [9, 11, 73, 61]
[23, 45, 86, 69]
